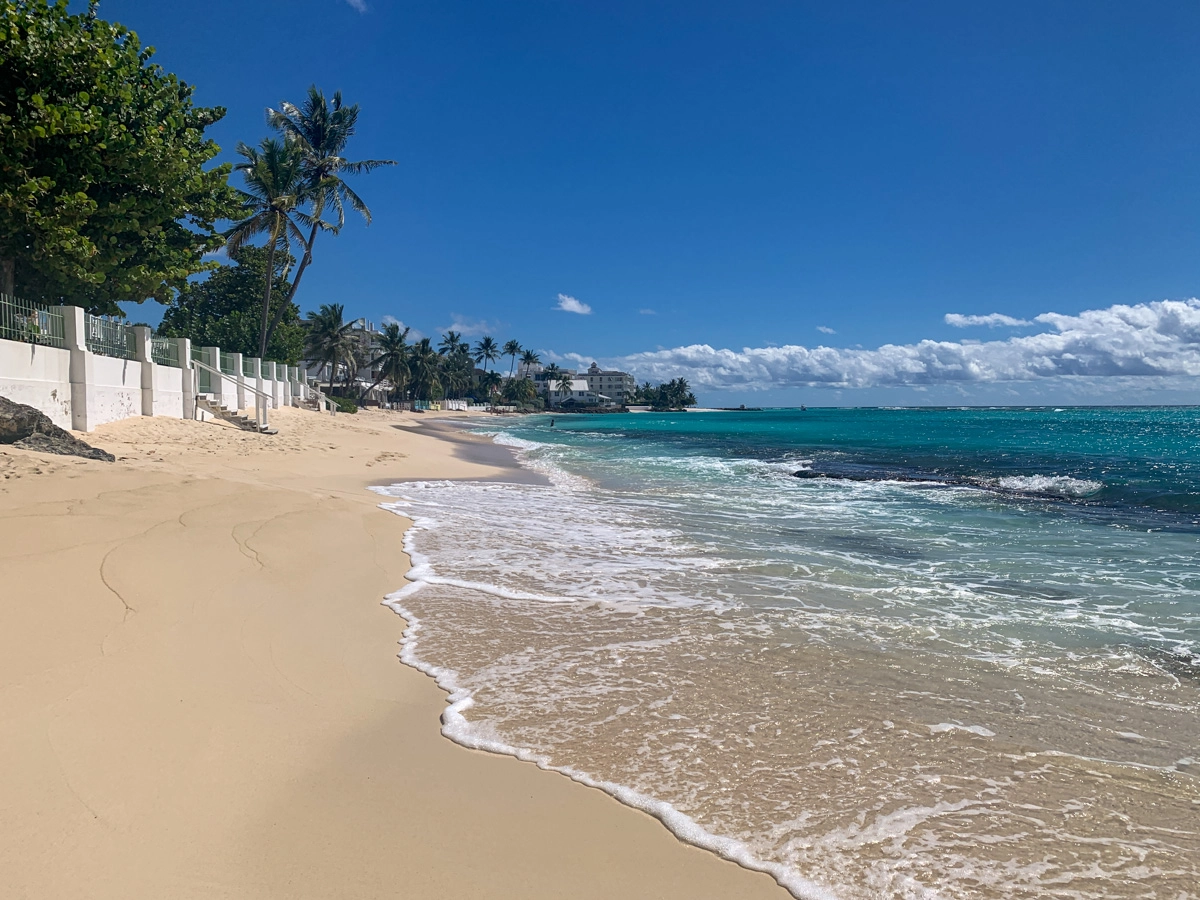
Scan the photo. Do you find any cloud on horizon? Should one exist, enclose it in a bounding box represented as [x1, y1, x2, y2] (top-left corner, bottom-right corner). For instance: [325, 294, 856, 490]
[945, 312, 1033, 328]
[555, 293, 592, 315]
[583, 299, 1200, 393]
[816, 325, 836, 334]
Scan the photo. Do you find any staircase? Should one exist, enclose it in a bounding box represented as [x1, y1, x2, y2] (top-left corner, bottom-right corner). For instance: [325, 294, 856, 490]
[195, 395, 277, 434]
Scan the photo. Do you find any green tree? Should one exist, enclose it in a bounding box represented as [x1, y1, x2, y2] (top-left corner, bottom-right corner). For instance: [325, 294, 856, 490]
[225, 138, 312, 358]
[260, 87, 395, 354]
[408, 337, 441, 402]
[520, 348, 540, 368]
[438, 330, 463, 355]
[502, 339, 522, 377]
[360, 321, 409, 402]
[158, 245, 304, 363]
[305, 302, 358, 393]
[554, 371, 575, 405]
[0, 0, 240, 312]
[472, 335, 499, 372]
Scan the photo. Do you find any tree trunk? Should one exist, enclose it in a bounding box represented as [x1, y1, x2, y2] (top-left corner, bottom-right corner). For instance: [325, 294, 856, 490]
[262, 221, 319, 354]
[1, 257, 14, 297]
[258, 217, 282, 359]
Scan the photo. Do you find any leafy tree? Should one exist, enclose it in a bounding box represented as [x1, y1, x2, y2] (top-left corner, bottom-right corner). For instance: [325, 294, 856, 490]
[305, 302, 358, 392]
[225, 138, 312, 358]
[480, 370, 502, 408]
[158, 245, 303, 363]
[502, 376, 538, 407]
[438, 329, 463, 355]
[260, 86, 395, 355]
[502, 339, 522, 376]
[473, 335, 499, 371]
[0, 0, 240, 312]
[520, 348, 540, 368]
[361, 321, 409, 402]
[408, 336, 441, 401]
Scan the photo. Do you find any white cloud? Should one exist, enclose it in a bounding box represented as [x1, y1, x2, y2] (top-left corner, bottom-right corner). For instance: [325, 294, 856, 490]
[343, 0, 368, 12]
[581, 299, 1200, 392]
[555, 293, 592, 315]
[436, 314, 501, 337]
[816, 325, 836, 334]
[945, 312, 1032, 328]
[639, 308, 657, 315]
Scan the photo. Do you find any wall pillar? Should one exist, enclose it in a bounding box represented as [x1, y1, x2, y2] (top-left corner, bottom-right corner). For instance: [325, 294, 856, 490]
[51, 305, 91, 432]
[204, 346, 221, 406]
[175, 337, 193, 418]
[132, 325, 154, 416]
[288, 366, 299, 406]
[230, 351, 245, 411]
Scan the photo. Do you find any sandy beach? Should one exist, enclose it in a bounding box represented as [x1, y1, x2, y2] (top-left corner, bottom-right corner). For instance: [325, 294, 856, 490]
[0, 407, 788, 900]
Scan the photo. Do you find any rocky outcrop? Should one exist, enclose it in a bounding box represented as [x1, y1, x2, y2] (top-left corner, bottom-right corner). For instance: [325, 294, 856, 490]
[0, 396, 114, 461]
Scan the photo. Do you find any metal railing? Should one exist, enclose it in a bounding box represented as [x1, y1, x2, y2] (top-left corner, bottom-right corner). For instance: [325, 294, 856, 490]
[191, 357, 273, 432]
[150, 335, 180, 367]
[85, 313, 134, 359]
[0, 294, 64, 348]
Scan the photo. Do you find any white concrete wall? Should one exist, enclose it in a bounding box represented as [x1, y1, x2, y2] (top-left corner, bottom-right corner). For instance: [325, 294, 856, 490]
[151, 362, 187, 418]
[0, 337, 72, 429]
[88, 354, 143, 429]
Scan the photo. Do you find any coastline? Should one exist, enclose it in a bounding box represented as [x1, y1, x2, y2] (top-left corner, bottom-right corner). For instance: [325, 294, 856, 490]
[0, 407, 788, 899]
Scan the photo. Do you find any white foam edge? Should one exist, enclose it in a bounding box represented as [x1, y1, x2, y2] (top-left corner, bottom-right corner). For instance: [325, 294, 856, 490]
[376, 497, 841, 900]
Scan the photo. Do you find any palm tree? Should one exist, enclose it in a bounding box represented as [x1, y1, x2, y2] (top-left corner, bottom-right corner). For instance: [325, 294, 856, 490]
[260, 87, 397, 356]
[361, 322, 409, 402]
[554, 371, 575, 406]
[305, 303, 358, 392]
[225, 138, 311, 359]
[502, 339, 522, 377]
[473, 335, 499, 372]
[480, 370, 502, 409]
[520, 348, 540, 368]
[408, 337, 442, 402]
[438, 330, 463, 356]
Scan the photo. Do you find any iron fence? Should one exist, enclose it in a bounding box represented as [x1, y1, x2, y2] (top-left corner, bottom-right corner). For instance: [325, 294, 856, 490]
[0, 294, 64, 348]
[84, 314, 134, 359]
[150, 335, 180, 367]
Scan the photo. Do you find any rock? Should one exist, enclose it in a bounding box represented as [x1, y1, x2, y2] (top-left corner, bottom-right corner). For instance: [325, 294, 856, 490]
[0, 395, 114, 461]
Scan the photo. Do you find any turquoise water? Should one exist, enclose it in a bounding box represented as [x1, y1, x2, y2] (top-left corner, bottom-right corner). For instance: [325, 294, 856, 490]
[379, 407, 1200, 899]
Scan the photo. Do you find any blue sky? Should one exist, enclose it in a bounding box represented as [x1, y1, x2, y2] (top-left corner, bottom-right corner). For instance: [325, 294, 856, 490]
[103, 0, 1200, 404]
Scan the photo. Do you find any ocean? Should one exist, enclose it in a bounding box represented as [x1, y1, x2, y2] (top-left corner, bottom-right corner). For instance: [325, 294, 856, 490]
[375, 407, 1200, 899]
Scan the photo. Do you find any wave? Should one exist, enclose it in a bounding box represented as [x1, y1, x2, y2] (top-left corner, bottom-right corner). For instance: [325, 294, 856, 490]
[974, 474, 1104, 498]
[379, 496, 840, 900]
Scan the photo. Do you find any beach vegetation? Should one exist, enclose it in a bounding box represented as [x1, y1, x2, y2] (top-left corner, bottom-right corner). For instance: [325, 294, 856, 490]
[224, 138, 314, 358]
[0, 0, 240, 312]
[520, 348, 540, 368]
[331, 395, 357, 414]
[360, 321, 409, 402]
[158, 245, 304, 363]
[305, 302, 359, 392]
[502, 339, 522, 376]
[473, 335, 499, 372]
[408, 336, 442, 402]
[631, 378, 697, 410]
[258, 87, 395, 357]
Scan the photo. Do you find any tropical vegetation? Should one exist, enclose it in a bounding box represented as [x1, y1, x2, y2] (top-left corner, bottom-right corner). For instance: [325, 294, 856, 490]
[0, 0, 240, 312]
[631, 378, 697, 410]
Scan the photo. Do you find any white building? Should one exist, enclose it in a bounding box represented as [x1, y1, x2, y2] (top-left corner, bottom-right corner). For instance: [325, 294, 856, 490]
[583, 362, 635, 405]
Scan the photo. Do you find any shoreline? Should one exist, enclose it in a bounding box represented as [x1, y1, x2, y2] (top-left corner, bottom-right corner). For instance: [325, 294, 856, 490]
[0, 407, 789, 899]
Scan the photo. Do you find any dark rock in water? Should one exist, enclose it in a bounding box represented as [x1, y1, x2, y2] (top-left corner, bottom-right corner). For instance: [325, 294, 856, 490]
[0, 395, 114, 461]
[792, 469, 821, 478]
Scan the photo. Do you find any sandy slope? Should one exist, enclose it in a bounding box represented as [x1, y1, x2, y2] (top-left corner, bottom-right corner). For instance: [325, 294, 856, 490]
[0, 407, 788, 900]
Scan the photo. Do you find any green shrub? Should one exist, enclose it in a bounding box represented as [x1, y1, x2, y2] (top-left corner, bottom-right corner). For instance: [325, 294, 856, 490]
[332, 396, 358, 414]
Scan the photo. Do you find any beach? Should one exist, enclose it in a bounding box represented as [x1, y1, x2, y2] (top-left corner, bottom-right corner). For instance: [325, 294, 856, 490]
[0, 407, 788, 900]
